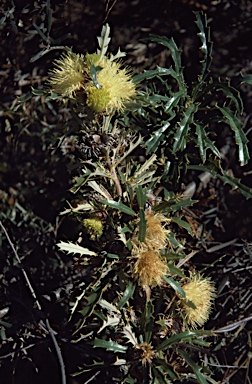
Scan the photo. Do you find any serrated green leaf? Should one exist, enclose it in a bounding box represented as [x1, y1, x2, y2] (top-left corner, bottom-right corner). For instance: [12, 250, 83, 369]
[17, 93, 33, 103]
[0, 327, 7, 341]
[162, 276, 185, 298]
[217, 106, 249, 165]
[148, 35, 187, 93]
[107, 253, 119, 259]
[118, 281, 136, 309]
[240, 74, 252, 85]
[167, 262, 185, 277]
[173, 103, 197, 153]
[31, 87, 45, 96]
[217, 82, 243, 114]
[0, 320, 12, 329]
[167, 231, 185, 249]
[154, 358, 178, 380]
[178, 349, 212, 384]
[171, 216, 194, 236]
[57, 241, 97, 256]
[154, 197, 197, 213]
[149, 36, 181, 75]
[133, 66, 178, 83]
[152, 367, 171, 384]
[101, 199, 136, 216]
[195, 123, 221, 163]
[219, 172, 252, 199]
[164, 91, 184, 113]
[92, 338, 127, 353]
[136, 185, 147, 209]
[156, 330, 212, 351]
[145, 122, 170, 154]
[194, 12, 212, 84]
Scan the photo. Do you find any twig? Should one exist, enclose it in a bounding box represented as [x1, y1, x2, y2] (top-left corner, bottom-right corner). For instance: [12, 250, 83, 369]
[0, 221, 66, 384]
[213, 315, 252, 333]
[0, 221, 42, 311]
[46, 319, 66, 384]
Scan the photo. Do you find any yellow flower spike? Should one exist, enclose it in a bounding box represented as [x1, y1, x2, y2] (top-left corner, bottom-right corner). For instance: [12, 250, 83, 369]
[180, 273, 216, 329]
[85, 53, 101, 67]
[86, 56, 136, 114]
[132, 245, 167, 289]
[47, 51, 86, 99]
[86, 87, 111, 113]
[82, 217, 103, 240]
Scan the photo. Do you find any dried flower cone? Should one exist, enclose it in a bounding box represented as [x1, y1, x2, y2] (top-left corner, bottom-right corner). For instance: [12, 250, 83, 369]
[180, 273, 216, 329]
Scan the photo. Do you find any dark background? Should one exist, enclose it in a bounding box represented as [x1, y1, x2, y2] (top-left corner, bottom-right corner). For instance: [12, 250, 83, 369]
[0, 1, 252, 383]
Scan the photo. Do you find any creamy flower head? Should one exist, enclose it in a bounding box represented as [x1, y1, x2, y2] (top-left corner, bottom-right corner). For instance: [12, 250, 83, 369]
[180, 273, 216, 329]
[86, 55, 136, 113]
[132, 244, 167, 289]
[47, 51, 86, 99]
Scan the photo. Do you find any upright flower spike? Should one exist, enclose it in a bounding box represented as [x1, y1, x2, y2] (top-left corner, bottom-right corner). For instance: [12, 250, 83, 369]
[179, 273, 216, 329]
[86, 56, 136, 113]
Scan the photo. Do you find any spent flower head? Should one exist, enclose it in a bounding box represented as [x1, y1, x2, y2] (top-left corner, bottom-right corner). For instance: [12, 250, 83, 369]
[180, 273, 216, 329]
[132, 244, 167, 289]
[144, 211, 170, 250]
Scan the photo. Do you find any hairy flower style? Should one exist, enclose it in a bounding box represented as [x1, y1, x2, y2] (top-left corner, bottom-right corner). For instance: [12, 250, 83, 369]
[82, 217, 103, 240]
[144, 211, 170, 250]
[180, 273, 216, 329]
[86, 55, 136, 113]
[132, 245, 167, 289]
[47, 51, 86, 99]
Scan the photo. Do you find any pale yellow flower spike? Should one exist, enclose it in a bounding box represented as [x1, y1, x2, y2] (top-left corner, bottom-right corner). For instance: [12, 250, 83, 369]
[86, 56, 136, 113]
[48, 51, 86, 99]
[180, 273, 216, 329]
